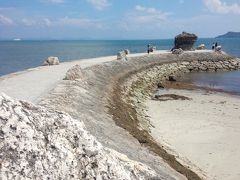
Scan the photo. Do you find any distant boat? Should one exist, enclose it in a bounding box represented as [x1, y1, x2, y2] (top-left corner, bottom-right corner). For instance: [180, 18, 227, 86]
[13, 38, 21, 41]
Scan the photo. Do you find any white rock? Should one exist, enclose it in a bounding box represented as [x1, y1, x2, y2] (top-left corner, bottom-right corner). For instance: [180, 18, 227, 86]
[196, 44, 206, 50]
[117, 51, 127, 61]
[64, 64, 84, 80]
[42, 56, 60, 66]
[0, 93, 158, 180]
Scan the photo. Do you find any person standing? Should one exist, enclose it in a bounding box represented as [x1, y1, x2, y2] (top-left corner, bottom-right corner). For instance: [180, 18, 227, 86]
[147, 44, 150, 54]
[215, 42, 218, 48]
[212, 43, 215, 50]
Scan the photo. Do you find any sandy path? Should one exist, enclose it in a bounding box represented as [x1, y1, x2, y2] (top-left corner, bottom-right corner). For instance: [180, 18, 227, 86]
[0, 49, 212, 103]
[0, 56, 118, 103]
[147, 89, 240, 180]
[0, 50, 174, 103]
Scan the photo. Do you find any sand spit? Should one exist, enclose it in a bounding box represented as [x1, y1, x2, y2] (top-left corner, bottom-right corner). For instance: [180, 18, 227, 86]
[38, 51, 238, 179]
[1, 50, 239, 179]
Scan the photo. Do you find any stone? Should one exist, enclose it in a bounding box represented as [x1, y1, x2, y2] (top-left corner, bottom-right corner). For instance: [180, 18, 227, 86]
[64, 64, 84, 80]
[168, 76, 176, 82]
[174, 32, 198, 50]
[198, 65, 207, 71]
[172, 48, 183, 55]
[230, 60, 239, 67]
[196, 44, 206, 50]
[215, 62, 223, 69]
[157, 82, 164, 89]
[181, 61, 190, 66]
[0, 93, 159, 180]
[117, 51, 127, 61]
[42, 56, 60, 66]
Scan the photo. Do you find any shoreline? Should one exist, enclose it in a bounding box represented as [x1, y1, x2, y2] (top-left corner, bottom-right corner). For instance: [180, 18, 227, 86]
[147, 87, 240, 180]
[160, 80, 240, 97]
[1, 50, 240, 179]
[107, 52, 240, 179]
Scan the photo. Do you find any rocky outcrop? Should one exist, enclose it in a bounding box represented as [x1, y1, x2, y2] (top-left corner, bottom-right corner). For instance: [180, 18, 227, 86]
[186, 58, 240, 72]
[174, 32, 198, 50]
[0, 93, 160, 180]
[42, 56, 60, 66]
[64, 64, 84, 80]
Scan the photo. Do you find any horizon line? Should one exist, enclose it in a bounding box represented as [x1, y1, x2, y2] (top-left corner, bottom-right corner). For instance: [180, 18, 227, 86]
[0, 37, 216, 41]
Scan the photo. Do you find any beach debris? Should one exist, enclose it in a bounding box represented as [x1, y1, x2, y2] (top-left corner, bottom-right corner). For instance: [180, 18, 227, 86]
[64, 64, 84, 80]
[172, 48, 183, 55]
[153, 94, 191, 101]
[0, 93, 159, 180]
[196, 44, 206, 50]
[173, 32, 198, 50]
[42, 56, 60, 66]
[117, 51, 128, 61]
[124, 49, 130, 55]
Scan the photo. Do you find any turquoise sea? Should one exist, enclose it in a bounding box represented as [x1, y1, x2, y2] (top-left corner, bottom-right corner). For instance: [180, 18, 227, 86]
[0, 38, 239, 93]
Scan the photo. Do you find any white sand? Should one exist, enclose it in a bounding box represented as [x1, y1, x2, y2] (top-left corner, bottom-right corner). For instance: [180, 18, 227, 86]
[146, 89, 240, 180]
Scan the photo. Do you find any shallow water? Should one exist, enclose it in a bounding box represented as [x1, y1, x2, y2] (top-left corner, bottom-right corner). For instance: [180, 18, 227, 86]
[178, 70, 240, 95]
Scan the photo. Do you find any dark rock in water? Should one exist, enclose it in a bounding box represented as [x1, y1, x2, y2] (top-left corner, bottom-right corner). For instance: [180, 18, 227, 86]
[174, 32, 198, 50]
[168, 76, 176, 82]
[153, 94, 191, 101]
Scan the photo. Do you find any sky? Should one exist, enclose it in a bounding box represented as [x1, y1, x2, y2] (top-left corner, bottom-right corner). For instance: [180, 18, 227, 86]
[0, 0, 240, 40]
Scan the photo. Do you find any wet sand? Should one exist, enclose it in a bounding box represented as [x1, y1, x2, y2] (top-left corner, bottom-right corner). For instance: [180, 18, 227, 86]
[147, 87, 240, 180]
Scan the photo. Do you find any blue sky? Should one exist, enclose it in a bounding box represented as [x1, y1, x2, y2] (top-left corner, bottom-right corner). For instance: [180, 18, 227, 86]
[0, 0, 240, 39]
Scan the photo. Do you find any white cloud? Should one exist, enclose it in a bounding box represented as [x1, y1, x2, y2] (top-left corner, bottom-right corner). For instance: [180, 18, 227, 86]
[119, 5, 172, 38]
[87, 0, 110, 10]
[43, 18, 52, 26]
[0, 14, 14, 25]
[204, 0, 240, 14]
[132, 5, 172, 24]
[57, 16, 92, 27]
[135, 5, 158, 13]
[21, 18, 36, 26]
[45, 0, 64, 4]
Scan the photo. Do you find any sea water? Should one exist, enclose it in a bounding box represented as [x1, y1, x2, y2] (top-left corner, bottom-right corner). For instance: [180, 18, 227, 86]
[179, 38, 240, 94]
[0, 38, 239, 93]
